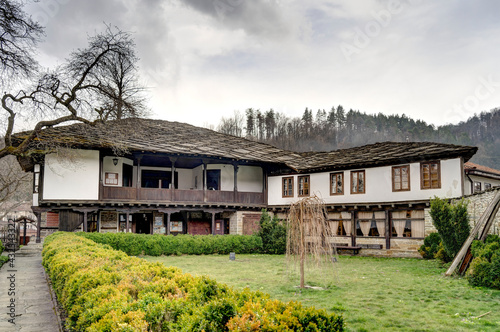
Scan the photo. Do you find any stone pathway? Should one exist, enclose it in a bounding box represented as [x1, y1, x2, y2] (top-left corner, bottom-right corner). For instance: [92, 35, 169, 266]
[0, 241, 61, 331]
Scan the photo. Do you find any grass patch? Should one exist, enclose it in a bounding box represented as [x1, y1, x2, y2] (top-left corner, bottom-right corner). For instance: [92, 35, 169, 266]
[145, 254, 500, 331]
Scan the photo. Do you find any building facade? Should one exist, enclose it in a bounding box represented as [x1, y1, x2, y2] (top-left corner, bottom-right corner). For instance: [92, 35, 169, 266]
[14, 118, 487, 256]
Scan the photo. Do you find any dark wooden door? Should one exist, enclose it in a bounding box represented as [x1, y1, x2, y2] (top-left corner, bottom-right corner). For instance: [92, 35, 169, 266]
[188, 221, 211, 235]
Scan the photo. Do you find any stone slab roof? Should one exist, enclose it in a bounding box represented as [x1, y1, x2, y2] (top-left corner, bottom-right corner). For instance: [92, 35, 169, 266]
[13, 118, 301, 167]
[13, 118, 478, 173]
[295, 141, 478, 172]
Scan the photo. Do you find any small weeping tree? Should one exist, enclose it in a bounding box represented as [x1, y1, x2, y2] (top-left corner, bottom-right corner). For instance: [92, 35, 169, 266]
[287, 195, 337, 289]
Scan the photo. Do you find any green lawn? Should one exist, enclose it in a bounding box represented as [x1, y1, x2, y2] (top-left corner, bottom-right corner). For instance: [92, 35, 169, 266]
[144, 254, 500, 331]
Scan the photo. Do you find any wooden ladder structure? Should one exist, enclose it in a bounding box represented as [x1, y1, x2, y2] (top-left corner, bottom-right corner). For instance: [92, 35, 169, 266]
[445, 190, 500, 276]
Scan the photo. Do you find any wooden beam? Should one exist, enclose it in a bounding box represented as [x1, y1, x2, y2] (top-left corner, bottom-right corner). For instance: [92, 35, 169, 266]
[446, 190, 500, 276]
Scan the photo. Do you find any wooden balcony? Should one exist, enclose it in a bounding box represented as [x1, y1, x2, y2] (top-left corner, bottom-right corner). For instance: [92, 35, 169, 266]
[100, 185, 265, 205]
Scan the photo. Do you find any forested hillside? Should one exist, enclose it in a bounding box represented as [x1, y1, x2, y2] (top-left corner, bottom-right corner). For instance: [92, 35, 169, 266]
[215, 107, 500, 169]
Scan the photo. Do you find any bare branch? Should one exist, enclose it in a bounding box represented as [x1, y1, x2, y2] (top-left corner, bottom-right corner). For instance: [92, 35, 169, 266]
[0, 0, 44, 81]
[0, 25, 147, 160]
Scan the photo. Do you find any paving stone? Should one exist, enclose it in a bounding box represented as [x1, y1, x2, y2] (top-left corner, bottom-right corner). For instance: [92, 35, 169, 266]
[0, 243, 61, 331]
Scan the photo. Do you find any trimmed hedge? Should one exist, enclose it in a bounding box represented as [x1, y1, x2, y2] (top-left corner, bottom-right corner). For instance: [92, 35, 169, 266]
[77, 232, 263, 256]
[43, 232, 344, 331]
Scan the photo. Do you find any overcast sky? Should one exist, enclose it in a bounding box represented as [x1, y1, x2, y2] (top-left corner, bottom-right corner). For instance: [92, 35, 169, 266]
[25, 0, 500, 128]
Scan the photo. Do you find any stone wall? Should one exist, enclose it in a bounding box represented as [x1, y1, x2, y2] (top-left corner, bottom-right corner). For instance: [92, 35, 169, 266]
[462, 187, 500, 236]
[229, 211, 263, 235]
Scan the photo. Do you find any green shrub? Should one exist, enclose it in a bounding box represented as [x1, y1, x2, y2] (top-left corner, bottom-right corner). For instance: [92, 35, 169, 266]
[467, 239, 500, 289]
[257, 209, 287, 254]
[44, 232, 343, 331]
[0, 255, 8, 268]
[418, 232, 441, 259]
[430, 197, 470, 259]
[77, 232, 263, 256]
[485, 234, 500, 245]
[0, 239, 4, 254]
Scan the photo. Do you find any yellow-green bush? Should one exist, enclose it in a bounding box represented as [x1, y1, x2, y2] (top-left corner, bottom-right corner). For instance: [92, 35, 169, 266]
[43, 232, 343, 331]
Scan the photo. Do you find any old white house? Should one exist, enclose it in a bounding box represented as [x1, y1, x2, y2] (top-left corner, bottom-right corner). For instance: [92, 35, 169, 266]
[14, 118, 482, 257]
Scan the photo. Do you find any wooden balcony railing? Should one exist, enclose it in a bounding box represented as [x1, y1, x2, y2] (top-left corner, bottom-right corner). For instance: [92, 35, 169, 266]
[100, 185, 265, 205]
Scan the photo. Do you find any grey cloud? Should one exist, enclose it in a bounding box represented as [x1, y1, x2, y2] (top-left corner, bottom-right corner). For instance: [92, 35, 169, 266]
[26, 0, 178, 85]
[181, 0, 293, 39]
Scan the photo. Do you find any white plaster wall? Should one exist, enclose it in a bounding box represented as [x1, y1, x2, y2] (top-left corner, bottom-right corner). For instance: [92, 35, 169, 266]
[177, 169, 193, 189]
[463, 174, 500, 195]
[207, 164, 234, 191]
[102, 156, 133, 187]
[43, 149, 100, 200]
[268, 158, 463, 205]
[238, 166, 263, 192]
[192, 165, 203, 189]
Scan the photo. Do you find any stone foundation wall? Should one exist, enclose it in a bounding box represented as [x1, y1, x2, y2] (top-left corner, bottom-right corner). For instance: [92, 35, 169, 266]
[359, 248, 422, 258]
[356, 237, 386, 248]
[329, 236, 351, 245]
[229, 211, 263, 235]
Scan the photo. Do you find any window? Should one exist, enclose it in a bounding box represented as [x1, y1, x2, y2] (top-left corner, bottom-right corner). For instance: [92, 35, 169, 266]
[141, 170, 178, 189]
[356, 211, 385, 237]
[391, 210, 425, 238]
[351, 170, 365, 194]
[298, 175, 310, 197]
[33, 169, 40, 194]
[122, 163, 133, 187]
[282, 177, 294, 197]
[420, 161, 441, 189]
[392, 165, 410, 191]
[330, 172, 344, 195]
[485, 183, 492, 190]
[207, 169, 221, 190]
[473, 181, 482, 193]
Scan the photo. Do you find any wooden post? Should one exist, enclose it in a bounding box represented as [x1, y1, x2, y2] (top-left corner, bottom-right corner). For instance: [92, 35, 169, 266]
[351, 211, 356, 247]
[385, 210, 391, 249]
[446, 190, 500, 276]
[233, 163, 238, 203]
[170, 157, 177, 201]
[126, 212, 130, 233]
[23, 218, 27, 245]
[263, 167, 268, 205]
[83, 211, 88, 232]
[203, 160, 207, 203]
[136, 157, 141, 201]
[166, 212, 171, 235]
[99, 155, 103, 200]
[211, 212, 216, 235]
[35, 212, 42, 243]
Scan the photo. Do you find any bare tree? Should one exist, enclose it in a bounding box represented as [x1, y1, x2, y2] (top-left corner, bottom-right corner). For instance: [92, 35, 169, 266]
[217, 110, 244, 136]
[0, 154, 31, 220]
[0, 26, 146, 160]
[93, 36, 148, 120]
[287, 195, 336, 289]
[0, 0, 44, 81]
